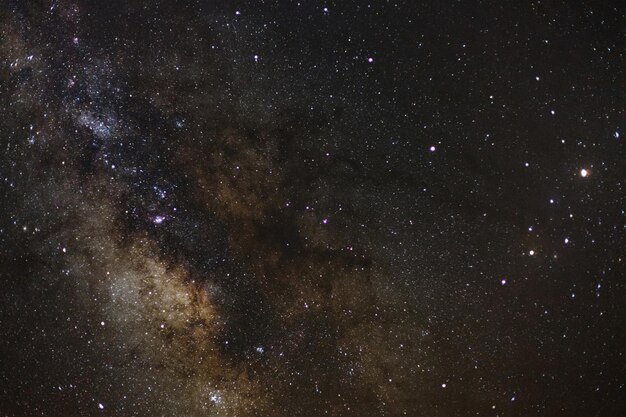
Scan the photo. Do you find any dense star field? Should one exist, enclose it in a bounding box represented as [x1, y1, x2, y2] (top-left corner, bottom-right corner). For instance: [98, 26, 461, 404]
[0, 1, 624, 416]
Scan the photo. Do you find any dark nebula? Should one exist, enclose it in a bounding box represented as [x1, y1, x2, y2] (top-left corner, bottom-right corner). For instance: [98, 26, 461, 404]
[0, 1, 624, 416]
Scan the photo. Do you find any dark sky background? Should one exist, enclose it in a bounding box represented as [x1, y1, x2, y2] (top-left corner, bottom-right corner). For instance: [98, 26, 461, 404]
[0, 1, 624, 416]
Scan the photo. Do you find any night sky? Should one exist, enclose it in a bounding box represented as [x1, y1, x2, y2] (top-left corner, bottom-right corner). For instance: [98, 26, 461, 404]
[0, 1, 624, 416]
